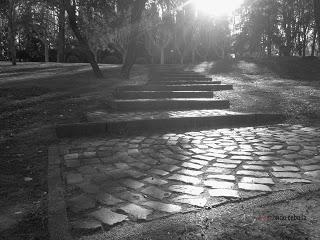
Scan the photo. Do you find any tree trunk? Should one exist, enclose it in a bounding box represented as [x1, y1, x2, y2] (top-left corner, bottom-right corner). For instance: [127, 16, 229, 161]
[122, 51, 127, 64]
[302, 28, 307, 57]
[65, 1, 103, 78]
[44, 40, 49, 62]
[180, 55, 184, 64]
[311, 29, 317, 56]
[192, 49, 196, 64]
[8, 0, 16, 65]
[221, 45, 225, 59]
[314, 0, 320, 51]
[160, 48, 165, 64]
[121, 0, 147, 79]
[267, 17, 272, 56]
[57, 2, 65, 62]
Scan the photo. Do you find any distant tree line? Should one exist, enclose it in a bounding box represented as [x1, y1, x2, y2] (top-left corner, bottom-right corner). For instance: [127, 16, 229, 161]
[0, 0, 320, 78]
[234, 0, 320, 57]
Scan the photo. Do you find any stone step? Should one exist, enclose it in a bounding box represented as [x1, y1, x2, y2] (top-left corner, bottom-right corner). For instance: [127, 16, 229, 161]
[114, 91, 214, 99]
[107, 98, 230, 111]
[154, 77, 212, 81]
[116, 84, 233, 91]
[56, 110, 286, 137]
[156, 74, 206, 78]
[149, 80, 221, 85]
[153, 71, 196, 74]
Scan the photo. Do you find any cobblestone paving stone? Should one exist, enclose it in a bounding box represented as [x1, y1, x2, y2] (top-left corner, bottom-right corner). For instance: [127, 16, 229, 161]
[61, 124, 320, 232]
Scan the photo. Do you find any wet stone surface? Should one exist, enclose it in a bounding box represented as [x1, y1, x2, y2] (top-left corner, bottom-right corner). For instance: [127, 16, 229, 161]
[62, 124, 320, 233]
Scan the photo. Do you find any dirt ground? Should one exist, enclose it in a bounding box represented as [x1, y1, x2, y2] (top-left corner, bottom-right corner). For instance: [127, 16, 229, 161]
[0, 58, 320, 239]
[136, 190, 320, 240]
[0, 62, 147, 239]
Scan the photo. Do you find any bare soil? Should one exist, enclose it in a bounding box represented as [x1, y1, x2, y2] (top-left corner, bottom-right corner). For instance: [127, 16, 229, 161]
[0, 62, 147, 240]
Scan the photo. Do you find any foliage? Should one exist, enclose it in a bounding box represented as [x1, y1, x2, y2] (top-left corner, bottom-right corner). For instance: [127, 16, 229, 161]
[0, 0, 319, 70]
[234, 0, 318, 57]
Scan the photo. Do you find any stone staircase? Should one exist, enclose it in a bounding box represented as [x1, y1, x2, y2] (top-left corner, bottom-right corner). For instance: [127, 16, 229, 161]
[56, 65, 285, 137]
[109, 65, 232, 112]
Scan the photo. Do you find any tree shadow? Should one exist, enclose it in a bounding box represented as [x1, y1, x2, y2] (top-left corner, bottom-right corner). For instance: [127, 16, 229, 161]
[244, 56, 320, 81]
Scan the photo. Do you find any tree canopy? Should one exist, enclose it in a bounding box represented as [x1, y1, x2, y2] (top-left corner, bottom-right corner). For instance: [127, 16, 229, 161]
[0, 0, 319, 77]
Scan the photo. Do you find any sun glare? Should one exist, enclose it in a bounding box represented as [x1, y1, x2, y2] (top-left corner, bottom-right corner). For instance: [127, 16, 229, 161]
[193, 0, 243, 16]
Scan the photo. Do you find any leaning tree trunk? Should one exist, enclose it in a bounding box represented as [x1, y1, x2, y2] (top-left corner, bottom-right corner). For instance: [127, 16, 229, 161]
[57, 2, 65, 63]
[8, 0, 16, 65]
[121, 0, 147, 79]
[65, 1, 103, 78]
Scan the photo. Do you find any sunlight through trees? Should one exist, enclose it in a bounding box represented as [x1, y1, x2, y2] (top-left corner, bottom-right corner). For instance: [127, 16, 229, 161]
[0, 0, 319, 77]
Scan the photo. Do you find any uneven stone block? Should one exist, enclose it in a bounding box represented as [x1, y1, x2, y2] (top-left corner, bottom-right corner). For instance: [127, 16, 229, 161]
[141, 186, 171, 200]
[273, 160, 296, 166]
[304, 170, 320, 179]
[64, 153, 79, 160]
[216, 159, 242, 164]
[212, 163, 238, 169]
[259, 156, 279, 161]
[242, 165, 265, 170]
[271, 172, 301, 178]
[66, 173, 83, 185]
[229, 151, 252, 156]
[168, 174, 201, 185]
[231, 156, 254, 160]
[300, 165, 320, 171]
[95, 193, 123, 206]
[238, 183, 272, 192]
[150, 169, 169, 176]
[168, 185, 204, 195]
[89, 208, 128, 225]
[190, 159, 209, 165]
[203, 180, 234, 189]
[240, 177, 274, 185]
[77, 182, 100, 194]
[71, 219, 102, 230]
[68, 194, 95, 213]
[172, 195, 207, 207]
[206, 174, 236, 181]
[236, 170, 269, 177]
[115, 192, 147, 204]
[142, 201, 181, 213]
[208, 189, 240, 198]
[244, 161, 269, 165]
[279, 179, 311, 184]
[143, 177, 168, 185]
[178, 169, 203, 176]
[121, 179, 144, 189]
[119, 203, 153, 220]
[272, 166, 300, 172]
[206, 167, 232, 174]
[182, 162, 203, 170]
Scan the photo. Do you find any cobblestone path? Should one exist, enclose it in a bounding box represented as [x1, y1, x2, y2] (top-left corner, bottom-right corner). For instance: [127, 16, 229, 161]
[61, 124, 320, 232]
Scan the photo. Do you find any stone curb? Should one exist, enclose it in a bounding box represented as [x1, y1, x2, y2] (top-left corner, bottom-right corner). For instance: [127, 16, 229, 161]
[55, 113, 286, 138]
[48, 145, 73, 240]
[80, 183, 320, 240]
